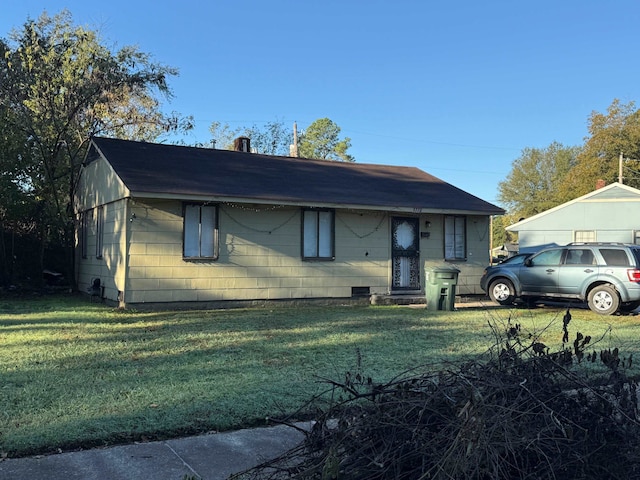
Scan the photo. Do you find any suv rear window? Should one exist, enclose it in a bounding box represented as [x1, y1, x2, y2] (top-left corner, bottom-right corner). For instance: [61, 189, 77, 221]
[598, 248, 630, 266]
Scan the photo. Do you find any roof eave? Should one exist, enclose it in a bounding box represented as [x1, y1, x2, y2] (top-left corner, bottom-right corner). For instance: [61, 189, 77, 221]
[130, 191, 503, 215]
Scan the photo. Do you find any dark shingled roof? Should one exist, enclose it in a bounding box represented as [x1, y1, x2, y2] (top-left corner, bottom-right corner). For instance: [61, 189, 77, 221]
[89, 136, 504, 214]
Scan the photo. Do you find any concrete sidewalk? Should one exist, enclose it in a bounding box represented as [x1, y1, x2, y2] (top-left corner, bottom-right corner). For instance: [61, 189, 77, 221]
[0, 423, 309, 480]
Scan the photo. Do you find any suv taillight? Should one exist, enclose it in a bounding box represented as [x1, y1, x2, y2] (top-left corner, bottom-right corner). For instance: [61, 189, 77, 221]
[627, 269, 640, 282]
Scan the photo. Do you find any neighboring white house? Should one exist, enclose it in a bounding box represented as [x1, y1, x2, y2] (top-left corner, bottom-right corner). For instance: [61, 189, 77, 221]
[75, 137, 504, 308]
[507, 182, 640, 253]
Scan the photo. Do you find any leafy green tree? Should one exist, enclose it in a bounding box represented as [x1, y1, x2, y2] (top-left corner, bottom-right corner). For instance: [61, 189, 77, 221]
[298, 118, 354, 162]
[208, 121, 242, 150]
[491, 214, 518, 251]
[497, 142, 579, 219]
[0, 109, 39, 284]
[244, 119, 290, 155]
[208, 119, 291, 155]
[558, 99, 640, 200]
[208, 118, 354, 160]
[0, 10, 192, 285]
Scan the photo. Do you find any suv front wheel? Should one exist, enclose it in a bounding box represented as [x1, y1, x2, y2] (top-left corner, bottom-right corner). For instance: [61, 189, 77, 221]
[587, 284, 620, 315]
[489, 278, 516, 305]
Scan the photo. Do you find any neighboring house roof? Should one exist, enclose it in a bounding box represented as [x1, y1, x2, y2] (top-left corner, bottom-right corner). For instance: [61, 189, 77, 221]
[88, 136, 504, 214]
[492, 242, 519, 254]
[507, 182, 640, 231]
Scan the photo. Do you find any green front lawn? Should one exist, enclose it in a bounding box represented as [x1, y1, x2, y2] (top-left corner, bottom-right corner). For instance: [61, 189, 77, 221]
[1, 294, 638, 457]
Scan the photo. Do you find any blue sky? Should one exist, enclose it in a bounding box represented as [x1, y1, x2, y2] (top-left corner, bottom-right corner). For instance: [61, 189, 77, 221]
[2, 1, 639, 206]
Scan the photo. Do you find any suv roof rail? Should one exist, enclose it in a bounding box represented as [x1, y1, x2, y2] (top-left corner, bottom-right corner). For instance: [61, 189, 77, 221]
[566, 242, 627, 246]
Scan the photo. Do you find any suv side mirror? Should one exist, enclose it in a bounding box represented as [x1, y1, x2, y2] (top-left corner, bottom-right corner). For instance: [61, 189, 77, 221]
[524, 258, 533, 267]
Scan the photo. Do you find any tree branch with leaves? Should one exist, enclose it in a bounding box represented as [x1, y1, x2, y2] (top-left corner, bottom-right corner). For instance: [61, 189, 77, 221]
[298, 117, 354, 162]
[0, 10, 193, 286]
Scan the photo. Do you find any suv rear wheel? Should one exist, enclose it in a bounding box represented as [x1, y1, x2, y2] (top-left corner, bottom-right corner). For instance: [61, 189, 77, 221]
[587, 284, 620, 315]
[489, 278, 515, 305]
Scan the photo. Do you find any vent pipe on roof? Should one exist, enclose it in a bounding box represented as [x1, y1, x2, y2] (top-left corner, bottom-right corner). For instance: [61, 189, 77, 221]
[234, 136, 251, 152]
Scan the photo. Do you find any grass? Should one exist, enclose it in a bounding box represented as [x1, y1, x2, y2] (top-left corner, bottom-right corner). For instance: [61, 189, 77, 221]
[1, 293, 640, 458]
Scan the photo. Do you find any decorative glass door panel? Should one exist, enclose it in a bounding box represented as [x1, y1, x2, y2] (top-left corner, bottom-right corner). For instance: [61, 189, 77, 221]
[391, 217, 420, 290]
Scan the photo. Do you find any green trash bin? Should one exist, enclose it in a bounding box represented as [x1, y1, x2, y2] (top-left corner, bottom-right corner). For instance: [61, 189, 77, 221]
[425, 265, 460, 311]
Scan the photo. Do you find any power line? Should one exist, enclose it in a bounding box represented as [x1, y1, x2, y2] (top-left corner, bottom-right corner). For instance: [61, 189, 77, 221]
[341, 128, 521, 152]
[620, 152, 640, 183]
[183, 116, 523, 154]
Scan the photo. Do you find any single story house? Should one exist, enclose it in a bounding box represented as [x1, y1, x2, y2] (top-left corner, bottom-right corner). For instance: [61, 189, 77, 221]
[75, 137, 504, 308]
[507, 182, 640, 253]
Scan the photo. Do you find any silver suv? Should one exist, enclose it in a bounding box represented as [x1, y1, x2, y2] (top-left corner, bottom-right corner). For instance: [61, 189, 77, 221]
[480, 243, 640, 315]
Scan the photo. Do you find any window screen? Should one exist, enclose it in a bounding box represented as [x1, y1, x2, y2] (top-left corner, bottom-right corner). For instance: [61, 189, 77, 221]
[303, 209, 334, 260]
[184, 204, 218, 259]
[444, 215, 466, 260]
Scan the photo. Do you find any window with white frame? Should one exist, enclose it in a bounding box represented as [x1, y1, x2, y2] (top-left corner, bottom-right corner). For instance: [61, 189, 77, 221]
[574, 230, 596, 243]
[302, 209, 334, 260]
[444, 215, 466, 260]
[96, 206, 104, 259]
[183, 204, 219, 259]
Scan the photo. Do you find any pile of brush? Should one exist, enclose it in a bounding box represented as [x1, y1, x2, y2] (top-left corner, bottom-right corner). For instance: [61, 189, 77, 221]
[233, 310, 640, 480]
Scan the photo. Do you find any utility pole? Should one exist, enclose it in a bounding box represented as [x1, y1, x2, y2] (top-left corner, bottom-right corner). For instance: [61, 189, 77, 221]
[619, 151, 624, 184]
[619, 152, 639, 184]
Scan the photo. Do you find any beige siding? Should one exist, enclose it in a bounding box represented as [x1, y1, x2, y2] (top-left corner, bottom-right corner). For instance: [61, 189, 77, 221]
[456, 215, 492, 295]
[421, 214, 491, 295]
[124, 202, 393, 304]
[76, 199, 128, 302]
[76, 157, 129, 210]
[75, 156, 131, 304]
[121, 202, 491, 304]
[76, 198, 490, 305]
